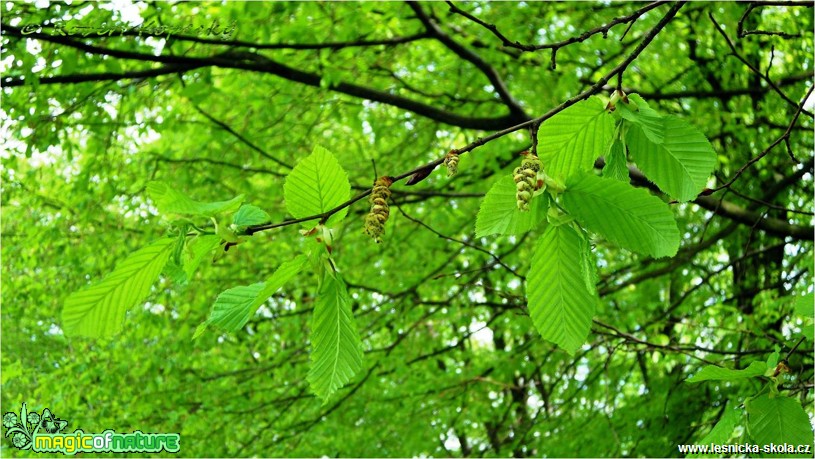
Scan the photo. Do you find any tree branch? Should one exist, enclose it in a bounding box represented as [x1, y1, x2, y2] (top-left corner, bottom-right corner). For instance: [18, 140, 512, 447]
[246, 1, 687, 235]
[407, 2, 529, 117]
[708, 12, 814, 118]
[446, 0, 666, 54]
[2, 24, 524, 131]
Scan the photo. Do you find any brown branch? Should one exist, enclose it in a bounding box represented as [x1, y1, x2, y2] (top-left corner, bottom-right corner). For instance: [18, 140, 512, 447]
[393, 201, 522, 278]
[407, 2, 528, 117]
[191, 105, 293, 170]
[246, 1, 686, 235]
[708, 12, 814, 118]
[446, 0, 667, 54]
[1, 63, 202, 87]
[713, 85, 814, 191]
[737, 3, 808, 39]
[2, 24, 523, 131]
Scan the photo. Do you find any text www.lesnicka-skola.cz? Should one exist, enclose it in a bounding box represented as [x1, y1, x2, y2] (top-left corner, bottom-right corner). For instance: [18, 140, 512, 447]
[678, 442, 812, 455]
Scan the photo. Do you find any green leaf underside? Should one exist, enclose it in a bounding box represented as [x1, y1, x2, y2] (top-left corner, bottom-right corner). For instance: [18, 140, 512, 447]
[307, 271, 363, 402]
[618, 101, 665, 144]
[62, 238, 176, 338]
[562, 173, 679, 258]
[747, 395, 814, 452]
[475, 175, 548, 237]
[686, 361, 767, 383]
[689, 401, 740, 457]
[205, 255, 308, 333]
[146, 182, 244, 217]
[627, 93, 660, 117]
[232, 204, 271, 228]
[183, 235, 222, 280]
[627, 116, 716, 202]
[602, 139, 629, 182]
[284, 145, 351, 227]
[526, 225, 597, 355]
[538, 97, 615, 182]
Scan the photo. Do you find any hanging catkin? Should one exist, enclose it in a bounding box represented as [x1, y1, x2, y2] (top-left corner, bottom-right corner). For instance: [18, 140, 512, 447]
[514, 154, 541, 211]
[444, 151, 459, 177]
[364, 176, 393, 243]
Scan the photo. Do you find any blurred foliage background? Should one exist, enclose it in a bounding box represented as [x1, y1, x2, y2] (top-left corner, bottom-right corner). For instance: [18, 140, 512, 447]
[1, 1, 813, 457]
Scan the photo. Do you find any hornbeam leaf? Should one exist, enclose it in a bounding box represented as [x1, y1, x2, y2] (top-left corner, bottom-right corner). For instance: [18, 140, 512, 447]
[284, 145, 351, 228]
[62, 238, 176, 338]
[232, 204, 271, 228]
[475, 175, 548, 237]
[562, 173, 680, 258]
[626, 115, 716, 202]
[182, 235, 222, 280]
[146, 182, 244, 217]
[307, 271, 363, 402]
[526, 224, 597, 354]
[747, 395, 814, 452]
[686, 361, 767, 383]
[538, 97, 615, 181]
[204, 283, 265, 333]
[203, 255, 309, 333]
[688, 401, 741, 457]
[617, 97, 665, 144]
[602, 139, 629, 182]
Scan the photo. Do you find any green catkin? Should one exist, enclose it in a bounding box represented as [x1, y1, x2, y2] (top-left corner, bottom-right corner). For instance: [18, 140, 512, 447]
[364, 176, 393, 243]
[444, 151, 459, 177]
[513, 154, 541, 211]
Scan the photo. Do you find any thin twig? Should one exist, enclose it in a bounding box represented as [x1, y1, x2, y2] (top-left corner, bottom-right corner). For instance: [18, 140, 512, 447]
[713, 85, 813, 191]
[709, 12, 814, 118]
[245, 2, 686, 236]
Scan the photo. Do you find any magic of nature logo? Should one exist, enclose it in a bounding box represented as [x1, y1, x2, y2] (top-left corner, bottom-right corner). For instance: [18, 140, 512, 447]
[3, 403, 180, 455]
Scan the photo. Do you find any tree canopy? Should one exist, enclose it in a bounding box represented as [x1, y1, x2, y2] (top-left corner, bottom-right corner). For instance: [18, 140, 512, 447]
[2, 1, 813, 457]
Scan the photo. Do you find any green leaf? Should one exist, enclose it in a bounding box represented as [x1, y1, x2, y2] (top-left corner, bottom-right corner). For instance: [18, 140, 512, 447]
[205, 283, 266, 332]
[307, 271, 363, 402]
[62, 238, 175, 338]
[627, 93, 660, 117]
[146, 182, 244, 217]
[689, 401, 741, 457]
[254, 255, 309, 307]
[163, 260, 188, 285]
[538, 97, 615, 181]
[284, 145, 351, 227]
[793, 293, 813, 318]
[475, 175, 548, 237]
[602, 139, 629, 182]
[204, 255, 309, 333]
[687, 361, 767, 383]
[192, 322, 209, 340]
[526, 224, 597, 355]
[562, 173, 680, 258]
[183, 235, 222, 280]
[617, 99, 665, 144]
[232, 204, 271, 228]
[766, 351, 781, 373]
[747, 395, 814, 453]
[626, 115, 716, 202]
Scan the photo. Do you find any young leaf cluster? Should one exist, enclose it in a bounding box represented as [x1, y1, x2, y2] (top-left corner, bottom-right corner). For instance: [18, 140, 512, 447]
[474, 93, 717, 354]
